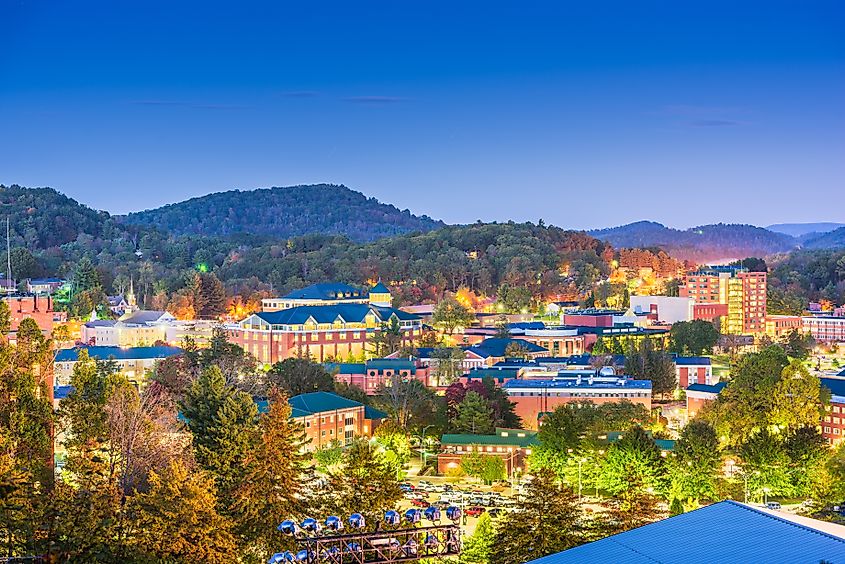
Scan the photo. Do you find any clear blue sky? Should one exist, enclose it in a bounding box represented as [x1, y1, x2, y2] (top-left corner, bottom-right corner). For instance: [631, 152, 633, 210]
[1, 0, 843, 229]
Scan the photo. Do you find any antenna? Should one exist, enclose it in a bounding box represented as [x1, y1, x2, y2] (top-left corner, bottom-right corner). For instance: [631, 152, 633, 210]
[5, 217, 11, 293]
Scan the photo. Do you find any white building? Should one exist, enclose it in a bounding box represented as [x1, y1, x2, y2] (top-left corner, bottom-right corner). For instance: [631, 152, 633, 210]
[630, 295, 694, 325]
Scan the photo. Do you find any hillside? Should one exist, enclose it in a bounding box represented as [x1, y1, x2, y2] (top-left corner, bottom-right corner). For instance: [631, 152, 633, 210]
[803, 227, 845, 249]
[589, 221, 798, 262]
[122, 184, 444, 242]
[0, 184, 123, 249]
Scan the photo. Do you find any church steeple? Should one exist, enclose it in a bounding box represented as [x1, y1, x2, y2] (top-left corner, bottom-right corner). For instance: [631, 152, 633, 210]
[127, 278, 137, 308]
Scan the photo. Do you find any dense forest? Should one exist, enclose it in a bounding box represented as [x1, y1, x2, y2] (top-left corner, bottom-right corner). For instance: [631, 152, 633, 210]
[590, 221, 801, 262]
[803, 226, 845, 249]
[122, 184, 443, 242]
[767, 249, 845, 314]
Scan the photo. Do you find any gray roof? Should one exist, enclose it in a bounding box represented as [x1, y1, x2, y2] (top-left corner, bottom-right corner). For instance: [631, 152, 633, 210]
[119, 310, 171, 324]
[528, 501, 845, 564]
[282, 282, 367, 300]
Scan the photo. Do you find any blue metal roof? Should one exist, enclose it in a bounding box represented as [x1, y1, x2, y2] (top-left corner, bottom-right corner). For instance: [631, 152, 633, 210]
[370, 281, 391, 294]
[254, 304, 419, 325]
[673, 356, 712, 366]
[281, 282, 366, 300]
[467, 338, 547, 358]
[821, 377, 845, 399]
[528, 500, 845, 564]
[366, 359, 416, 372]
[324, 362, 367, 374]
[686, 382, 727, 394]
[54, 346, 183, 362]
[53, 385, 74, 400]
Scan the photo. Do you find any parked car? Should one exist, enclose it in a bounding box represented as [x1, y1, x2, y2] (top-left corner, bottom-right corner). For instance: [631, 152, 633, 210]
[465, 506, 486, 517]
[765, 502, 782, 510]
[399, 483, 415, 492]
[411, 498, 430, 508]
[403, 492, 419, 500]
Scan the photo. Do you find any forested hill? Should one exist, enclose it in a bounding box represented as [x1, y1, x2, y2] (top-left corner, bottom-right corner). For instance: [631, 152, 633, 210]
[121, 184, 444, 242]
[803, 227, 845, 249]
[0, 184, 125, 248]
[589, 221, 798, 262]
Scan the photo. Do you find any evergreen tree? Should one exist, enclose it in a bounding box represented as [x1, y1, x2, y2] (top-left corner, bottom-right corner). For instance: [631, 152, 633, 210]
[267, 357, 335, 396]
[600, 426, 666, 499]
[72, 255, 101, 294]
[491, 468, 583, 564]
[452, 391, 494, 434]
[230, 387, 312, 558]
[179, 366, 258, 499]
[0, 300, 10, 334]
[461, 511, 495, 564]
[624, 338, 676, 399]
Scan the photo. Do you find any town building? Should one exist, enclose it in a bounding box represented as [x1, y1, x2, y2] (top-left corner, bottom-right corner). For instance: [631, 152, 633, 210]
[26, 277, 66, 295]
[680, 266, 767, 334]
[630, 295, 694, 325]
[512, 327, 588, 357]
[80, 309, 217, 347]
[685, 382, 727, 419]
[527, 500, 845, 564]
[281, 391, 387, 450]
[765, 315, 803, 339]
[230, 283, 422, 364]
[674, 356, 714, 387]
[2, 295, 66, 337]
[326, 359, 433, 394]
[802, 315, 845, 343]
[820, 377, 845, 445]
[437, 428, 539, 477]
[261, 282, 370, 312]
[501, 373, 652, 429]
[54, 345, 183, 386]
[464, 338, 548, 365]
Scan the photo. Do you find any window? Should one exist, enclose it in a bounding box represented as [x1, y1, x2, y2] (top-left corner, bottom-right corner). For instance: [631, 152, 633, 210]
[345, 430, 354, 441]
[345, 416, 354, 426]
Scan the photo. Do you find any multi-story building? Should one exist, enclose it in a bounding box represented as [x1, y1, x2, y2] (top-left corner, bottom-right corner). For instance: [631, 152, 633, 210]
[327, 359, 433, 394]
[764, 315, 803, 339]
[230, 283, 421, 364]
[674, 356, 714, 387]
[501, 373, 652, 429]
[282, 391, 387, 450]
[680, 267, 767, 334]
[820, 378, 845, 445]
[437, 428, 539, 477]
[802, 316, 845, 342]
[630, 295, 694, 325]
[2, 295, 66, 338]
[81, 310, 217, 347]
[54, 345, 183, 386]
[685, 382, 726, 419]
[26, 278, 66, 295]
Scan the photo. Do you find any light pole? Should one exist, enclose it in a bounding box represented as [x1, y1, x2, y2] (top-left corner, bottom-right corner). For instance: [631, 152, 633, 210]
[419, 424, 435, 470]
[763, 487, 771, 506]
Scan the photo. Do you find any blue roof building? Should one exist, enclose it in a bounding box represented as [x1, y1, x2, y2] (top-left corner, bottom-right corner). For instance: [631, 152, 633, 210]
[466, 338, 548, 359]
[53, 345, 183, 386]
[528, 500, 845, 564]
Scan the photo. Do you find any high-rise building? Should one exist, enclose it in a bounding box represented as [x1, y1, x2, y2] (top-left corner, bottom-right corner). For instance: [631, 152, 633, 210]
[680, 266, 767, 334]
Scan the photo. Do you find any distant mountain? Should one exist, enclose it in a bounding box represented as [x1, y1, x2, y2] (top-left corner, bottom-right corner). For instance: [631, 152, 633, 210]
[589, 221, 797, 262]
[802, 227, 845, 249]
[122, 184, 444, 242]
[766, 222, 845, 238]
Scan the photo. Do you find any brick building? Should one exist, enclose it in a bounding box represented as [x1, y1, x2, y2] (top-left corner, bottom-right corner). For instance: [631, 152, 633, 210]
[820, 377, 845, 445]
[279, 392, 387, 451]
[327, 359, 433, 394]
[437, 429, 539, 477]
[680, 267, 767, 334]
[802, 316, 845, 343]
[674, 356, 714, 387]
[501, 374, 652, 430]
[685, 382, 726, 419]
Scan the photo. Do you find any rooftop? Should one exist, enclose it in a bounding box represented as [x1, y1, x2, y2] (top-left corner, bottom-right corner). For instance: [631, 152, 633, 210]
[672, 355, 712, 366]
[370, 281, 391, 294]
[54, 345, 183, 362]
[467, 338, 547, 358]
[821, 377, 845, 399]
[502, 376, 651, 390]
[528, 500, 845, 564]
[440, 433, 540, 448]
[686, 382, 727, 394]
[118, 310, 173, 325]
[281, 282, 367, 301]
[251, 303, 419, 325]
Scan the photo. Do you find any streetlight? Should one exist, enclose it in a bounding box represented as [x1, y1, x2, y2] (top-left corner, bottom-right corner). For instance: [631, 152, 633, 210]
[763, 487, 771, 506]
[418, 424, 436, 470]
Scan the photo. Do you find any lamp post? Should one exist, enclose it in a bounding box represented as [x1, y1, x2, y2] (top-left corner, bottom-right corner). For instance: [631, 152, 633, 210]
[420, 424, 435, 470]
[763, 487, 771, 506]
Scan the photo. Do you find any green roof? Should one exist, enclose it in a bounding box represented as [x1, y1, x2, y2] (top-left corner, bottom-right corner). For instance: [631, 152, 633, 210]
[440, 433, 539, 448]
[288, 391, 362, 415]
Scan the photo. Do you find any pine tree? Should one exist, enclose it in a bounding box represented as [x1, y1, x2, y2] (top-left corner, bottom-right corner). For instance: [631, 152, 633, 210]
[230, 387, 312, 558]
[179, 366, 258, 499]
[128, 461, 239, 561]
[461, 511, 495, 564]
[491, 468, 583, 564]
[452, 391, 494, 434]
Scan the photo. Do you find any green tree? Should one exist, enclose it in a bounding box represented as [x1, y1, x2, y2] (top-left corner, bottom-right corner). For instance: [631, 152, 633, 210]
[740, 429, 794, 500]
[230, 387, 312, 558]
[374, 373, 441, 431]
[668, 421, 720, 510]
[431, 294, 475, 335]
[179, 366, 258, 499]
[431, 346, 466, 386]
[452, 391, 494, 434]
[267, 357, 335, 396]
[194, 272, 227, 318]
[9, 247, 41, 279]
[460, 511, 495, 564]
[0, 300, 10, 334]
[771, 360, 828, 432]
[491, 468, 583, 564]
[323, 439, 402, 522]
[669, 320, 720, 356]
[624, 338, 676, 399]
[600, 426, 666, 499]
[72, 255, 101, 294]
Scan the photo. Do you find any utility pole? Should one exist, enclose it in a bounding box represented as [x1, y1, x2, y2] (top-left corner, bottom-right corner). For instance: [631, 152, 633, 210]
[5, 217, 11, 292]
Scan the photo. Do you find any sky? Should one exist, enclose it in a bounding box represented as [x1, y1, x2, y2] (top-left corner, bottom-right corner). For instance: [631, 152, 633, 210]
[1, 0, 843, 230]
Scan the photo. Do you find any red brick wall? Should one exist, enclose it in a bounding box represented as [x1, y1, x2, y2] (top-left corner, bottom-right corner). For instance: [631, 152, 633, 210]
[511, 394, 652, 430]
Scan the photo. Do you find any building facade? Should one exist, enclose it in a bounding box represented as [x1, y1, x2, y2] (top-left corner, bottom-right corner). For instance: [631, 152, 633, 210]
[674, 356, 714, 387]
[283, 392, 387, 451]
[327, 359, 433, 394]
[502, 375, 652, 429]
[802, 316, 845, 342]
[437, 429, 539, 477]
[680, 267, 767, 334]
[820, 378, 845, 445]
[54, 345, 183, 386]
[685, 382, 726, 419]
